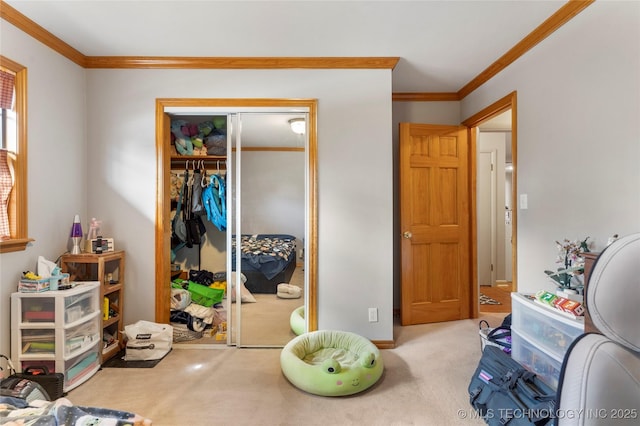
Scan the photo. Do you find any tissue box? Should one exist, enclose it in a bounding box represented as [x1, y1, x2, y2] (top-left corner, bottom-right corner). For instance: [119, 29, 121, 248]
[18, 273, 70, 292]
[18, 278, 50, 293]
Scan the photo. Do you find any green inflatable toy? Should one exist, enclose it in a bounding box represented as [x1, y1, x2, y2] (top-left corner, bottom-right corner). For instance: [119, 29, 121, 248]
[290, 306, 305, 336]
[280, 330, 384, 396]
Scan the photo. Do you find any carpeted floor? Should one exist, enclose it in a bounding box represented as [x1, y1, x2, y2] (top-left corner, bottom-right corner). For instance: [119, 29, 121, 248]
[68, 313, 505, 426]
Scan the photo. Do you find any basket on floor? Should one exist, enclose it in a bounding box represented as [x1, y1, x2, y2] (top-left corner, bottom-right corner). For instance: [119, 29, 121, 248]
[171, 323, 203, 342]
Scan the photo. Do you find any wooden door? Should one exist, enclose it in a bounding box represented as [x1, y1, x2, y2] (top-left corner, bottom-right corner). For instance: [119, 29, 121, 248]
[400, 123, 472, 325]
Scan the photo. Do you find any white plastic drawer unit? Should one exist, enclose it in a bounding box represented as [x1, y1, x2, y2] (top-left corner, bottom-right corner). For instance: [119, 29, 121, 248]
[511, 292, 584, 360]
[11, 282, 101, 391]
[511, 329, 563, 390]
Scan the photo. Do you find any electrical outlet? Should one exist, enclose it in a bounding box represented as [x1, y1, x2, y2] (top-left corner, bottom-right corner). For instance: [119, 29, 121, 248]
[368, 308, 378, 322]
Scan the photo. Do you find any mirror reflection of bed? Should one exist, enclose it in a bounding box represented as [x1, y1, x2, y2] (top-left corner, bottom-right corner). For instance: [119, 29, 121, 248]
[234, 235, 305, 346]
[235, 113, 306, 347]
[170, 111, 306, 347]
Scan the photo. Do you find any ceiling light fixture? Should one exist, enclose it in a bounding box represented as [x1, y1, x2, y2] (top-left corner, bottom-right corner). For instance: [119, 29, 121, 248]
[288, 118, 306, 135]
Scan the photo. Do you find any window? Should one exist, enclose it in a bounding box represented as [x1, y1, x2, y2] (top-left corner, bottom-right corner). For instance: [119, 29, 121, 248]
[0, 56, 30, 253]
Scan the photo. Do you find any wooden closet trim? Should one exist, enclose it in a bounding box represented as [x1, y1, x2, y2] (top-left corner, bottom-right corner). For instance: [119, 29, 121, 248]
[155, 98, 318, 334]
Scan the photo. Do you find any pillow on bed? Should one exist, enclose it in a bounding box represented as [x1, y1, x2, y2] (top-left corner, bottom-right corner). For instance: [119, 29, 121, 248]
[230, 272, 256, 303]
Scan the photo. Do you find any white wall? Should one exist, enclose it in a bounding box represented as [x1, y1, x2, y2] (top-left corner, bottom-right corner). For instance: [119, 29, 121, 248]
[461, 0, 640, 294]
[85, 69, 394, 341]
[240, 150, 305, 243]
[0, 22, 87, 355]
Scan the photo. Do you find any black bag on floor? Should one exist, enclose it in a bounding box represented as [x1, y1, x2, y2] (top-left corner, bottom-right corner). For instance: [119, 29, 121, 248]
[1, 355, 64, 401]
[468, 346, 556, 426]
[11, 365, 65, 400]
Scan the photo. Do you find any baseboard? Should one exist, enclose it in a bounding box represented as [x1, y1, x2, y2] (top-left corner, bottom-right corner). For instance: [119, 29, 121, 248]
[372, 340, 395, 349]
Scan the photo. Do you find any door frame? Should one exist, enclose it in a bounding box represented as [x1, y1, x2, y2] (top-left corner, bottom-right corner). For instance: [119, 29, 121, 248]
[154, 98, 318, 334]
[462, 91, 518, 317]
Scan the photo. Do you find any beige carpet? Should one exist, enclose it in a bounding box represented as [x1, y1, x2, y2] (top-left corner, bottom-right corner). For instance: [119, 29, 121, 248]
[67, 313, 504, 426]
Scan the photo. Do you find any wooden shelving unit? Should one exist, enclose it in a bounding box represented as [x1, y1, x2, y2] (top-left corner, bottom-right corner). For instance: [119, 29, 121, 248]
[60, 250, 125, 364]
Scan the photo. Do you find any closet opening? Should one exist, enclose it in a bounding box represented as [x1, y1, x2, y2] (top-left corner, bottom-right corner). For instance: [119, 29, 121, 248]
[155, 99, 318, 348]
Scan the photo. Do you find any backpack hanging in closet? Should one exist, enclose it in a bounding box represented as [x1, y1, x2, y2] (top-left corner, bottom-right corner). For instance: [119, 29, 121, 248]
[203, 173, 226, 231]
[171, 171, 188, 262]
[183, 166, 206, 248]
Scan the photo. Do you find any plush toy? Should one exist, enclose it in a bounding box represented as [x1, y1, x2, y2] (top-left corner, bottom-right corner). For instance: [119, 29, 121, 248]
[212, 116, 226, 130]
[179, 122, 204, 148]
[171, 120, 193, 155]
[198, 120, 215, 137]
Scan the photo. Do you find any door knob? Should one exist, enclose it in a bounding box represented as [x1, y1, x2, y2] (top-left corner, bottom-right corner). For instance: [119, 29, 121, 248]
[403, 231, 412, 239]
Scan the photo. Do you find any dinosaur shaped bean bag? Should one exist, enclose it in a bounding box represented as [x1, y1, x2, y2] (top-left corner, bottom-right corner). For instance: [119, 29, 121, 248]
[280, 330, 384, 396]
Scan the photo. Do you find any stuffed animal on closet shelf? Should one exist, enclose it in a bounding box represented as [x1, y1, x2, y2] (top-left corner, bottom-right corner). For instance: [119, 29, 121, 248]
[171, 120, 194, 155]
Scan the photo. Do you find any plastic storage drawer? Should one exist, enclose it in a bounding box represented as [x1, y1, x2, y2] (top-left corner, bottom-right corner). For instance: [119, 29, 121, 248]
[64, 319, 100, 357]
[64, 291, 97, 324]
[20, 329, 56, 355]
[511, 293, 583, 360]
[64, 342, 100, 391]
[511, 329, 563, 390]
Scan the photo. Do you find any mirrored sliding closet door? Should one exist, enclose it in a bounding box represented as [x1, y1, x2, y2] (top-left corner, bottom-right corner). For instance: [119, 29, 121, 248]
[231, 112, 308, 347]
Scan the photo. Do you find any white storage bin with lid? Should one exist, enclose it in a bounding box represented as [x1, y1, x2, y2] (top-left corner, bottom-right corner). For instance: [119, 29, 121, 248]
[511, 292, 583, 360]
[511, 329, 563, 390]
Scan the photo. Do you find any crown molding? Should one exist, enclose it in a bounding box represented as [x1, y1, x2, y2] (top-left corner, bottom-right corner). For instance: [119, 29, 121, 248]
[392, 92, 460, 102]
[2, 0, 593, 100]
[457, 0, 594, 99]
[395, 1, 594, 102]
[0, 0, 86, 67]
[84, 56, 399, 70]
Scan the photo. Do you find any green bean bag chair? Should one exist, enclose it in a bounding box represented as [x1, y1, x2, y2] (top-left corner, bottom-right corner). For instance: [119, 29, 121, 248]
[290, 306, 305, 336]
[280, 330, 384, 396]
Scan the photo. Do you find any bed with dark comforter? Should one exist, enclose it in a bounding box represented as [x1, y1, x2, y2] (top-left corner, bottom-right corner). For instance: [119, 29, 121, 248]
[231, 234, 297, 294]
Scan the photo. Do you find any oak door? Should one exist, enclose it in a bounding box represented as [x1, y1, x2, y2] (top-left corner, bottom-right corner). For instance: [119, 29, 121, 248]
[400, 123, 472, 325]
